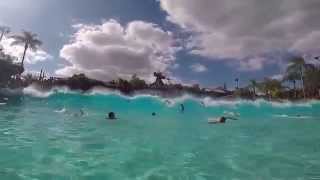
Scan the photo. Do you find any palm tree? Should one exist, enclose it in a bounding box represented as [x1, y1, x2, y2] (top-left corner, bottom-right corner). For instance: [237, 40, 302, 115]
[249, 79, 257, 97]
[304, 64, 320, 97]
[261, 78, 283, 100]
[0, 57, 24, 86]
[152, 72, 166, 88]
[235, 78, 239, 89]
[0, 26, 10, 42]
[284, 72, 299, 98]
[10, 31, 42, 69]
[130, 74, 147, 89]
[286, 57, 307, 99]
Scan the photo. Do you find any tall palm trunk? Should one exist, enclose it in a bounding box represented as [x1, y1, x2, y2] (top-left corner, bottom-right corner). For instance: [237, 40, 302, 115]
[251, 85, 256, 98]
[0, 31, 4, 42]
[21, 43, 28, 69]
[300, 67, 306, 99]
[293, 80, 296, 98]
[235, 79, 239, 89]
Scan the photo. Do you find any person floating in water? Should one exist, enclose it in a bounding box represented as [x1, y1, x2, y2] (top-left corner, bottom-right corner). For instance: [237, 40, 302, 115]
[72, 108, 86, 117]
[107, 112, 117, 120]
[180, 104, 185, 113]
[208, 116, 238, 124]
[200, 101, 205, 107]
[79, 108, 85, 116]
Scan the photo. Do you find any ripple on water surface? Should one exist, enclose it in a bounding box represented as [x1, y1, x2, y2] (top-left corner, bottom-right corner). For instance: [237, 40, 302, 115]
[0, 93, 319, 179]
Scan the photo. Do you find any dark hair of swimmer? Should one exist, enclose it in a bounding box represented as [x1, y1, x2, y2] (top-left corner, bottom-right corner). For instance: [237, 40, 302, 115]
[108, 112, 116, 120]
[220, 116, 227, 123]
[180, 104, 185, 112]
[152, 112, 156, 116]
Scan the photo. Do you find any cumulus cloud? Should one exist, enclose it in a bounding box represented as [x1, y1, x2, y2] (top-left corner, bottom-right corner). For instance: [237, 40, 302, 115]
[159, 0, 320, 70]
[237, 57, 267, 72]
[190, 63, 207, 73]
[0, 36, 52, 64]
[270, 74, 284, 81]
[56, 19, 178, 82]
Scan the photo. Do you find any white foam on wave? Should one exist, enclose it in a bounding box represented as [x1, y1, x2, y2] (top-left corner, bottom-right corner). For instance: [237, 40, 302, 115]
[273, 114, 312, 119]
[269, 100, 314, 108]
[201, 98, 319, 108]
[87, 87, 120, 96]
[21, 85, 320, 108]
[88, 87, 163, 103]
[54, 108, 67, 113]
[23, 85, 74, 98]
[273, 114, 289, 118]
[23, 86, 53, 98]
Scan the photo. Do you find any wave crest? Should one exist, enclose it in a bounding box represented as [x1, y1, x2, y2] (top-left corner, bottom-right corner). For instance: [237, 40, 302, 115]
[21, 85, 320, 108]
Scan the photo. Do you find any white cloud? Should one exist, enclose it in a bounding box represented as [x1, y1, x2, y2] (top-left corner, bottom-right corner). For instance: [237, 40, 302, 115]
[271, 74, 284, 81]
[159, 0, 320, 70]
[0, 36, 52, 64]
[56, 19, 179, 82]
[190, 63, 207, 73]
[292, 31, 320, 55]
[237, 57, 267, 72]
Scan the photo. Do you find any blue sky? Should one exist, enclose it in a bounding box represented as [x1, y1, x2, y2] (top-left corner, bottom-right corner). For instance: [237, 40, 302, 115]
[1, 0, 319, 88]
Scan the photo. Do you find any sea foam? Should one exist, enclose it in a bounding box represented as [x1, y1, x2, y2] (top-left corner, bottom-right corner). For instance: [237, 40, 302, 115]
[21, 85, 320, 108]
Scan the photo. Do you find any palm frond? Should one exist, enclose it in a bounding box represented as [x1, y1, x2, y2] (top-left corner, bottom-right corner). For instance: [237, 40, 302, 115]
[31, 39, 42, 46]
[10, 40, 25, 46]
[10, 31, 42, 51]
[10, 34, 25, 41]
[22, 31, 34, 40]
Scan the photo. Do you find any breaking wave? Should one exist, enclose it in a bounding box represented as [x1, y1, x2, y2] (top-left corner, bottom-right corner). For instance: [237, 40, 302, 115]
[21, 85, 320, 108]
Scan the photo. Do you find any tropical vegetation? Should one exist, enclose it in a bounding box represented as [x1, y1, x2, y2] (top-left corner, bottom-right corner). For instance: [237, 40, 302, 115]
[11, 31, 42, 69]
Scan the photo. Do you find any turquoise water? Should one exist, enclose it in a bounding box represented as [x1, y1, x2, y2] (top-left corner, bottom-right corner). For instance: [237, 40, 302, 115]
[0, 90, 320, 180]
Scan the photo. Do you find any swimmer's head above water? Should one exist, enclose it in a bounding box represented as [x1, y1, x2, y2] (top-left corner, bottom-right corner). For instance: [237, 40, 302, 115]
[107, 112, 116, 120]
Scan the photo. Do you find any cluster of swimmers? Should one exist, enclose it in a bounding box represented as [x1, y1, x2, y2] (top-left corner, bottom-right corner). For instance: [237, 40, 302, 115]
[54, 101, 241, 125]
[106, 103, 185, 120]
[105, 103, 239, 124]
[55, 101, 240, 124]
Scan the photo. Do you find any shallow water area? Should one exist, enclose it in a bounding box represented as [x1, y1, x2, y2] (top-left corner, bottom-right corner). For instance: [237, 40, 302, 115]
[0, 90, 320, 180]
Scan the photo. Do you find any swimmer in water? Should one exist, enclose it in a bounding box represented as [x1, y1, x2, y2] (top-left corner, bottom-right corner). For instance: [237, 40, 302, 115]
[72, 109, 86, 117]
[79, 109, 85, 116]
[208, 116, 238, 124]
[200, 101, 205, 106]
[180, 104, 185, 113]
[107, 112, 117, 120]
[152, 112, 156, 116]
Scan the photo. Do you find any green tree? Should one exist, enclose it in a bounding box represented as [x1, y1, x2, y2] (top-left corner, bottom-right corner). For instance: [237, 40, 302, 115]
[0, 50, 24, 87]
[11, 31, 42, 69]
[235, 78, 239, 89]
[259, 78, 283, 99]
[286, 56, 307, 99]
[249, 79, 258, 96]
[304, 65, 320, 97]
[117, 78, 132, 93]
[284, 71, 299, 98]
[130, 74, 147, 89]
